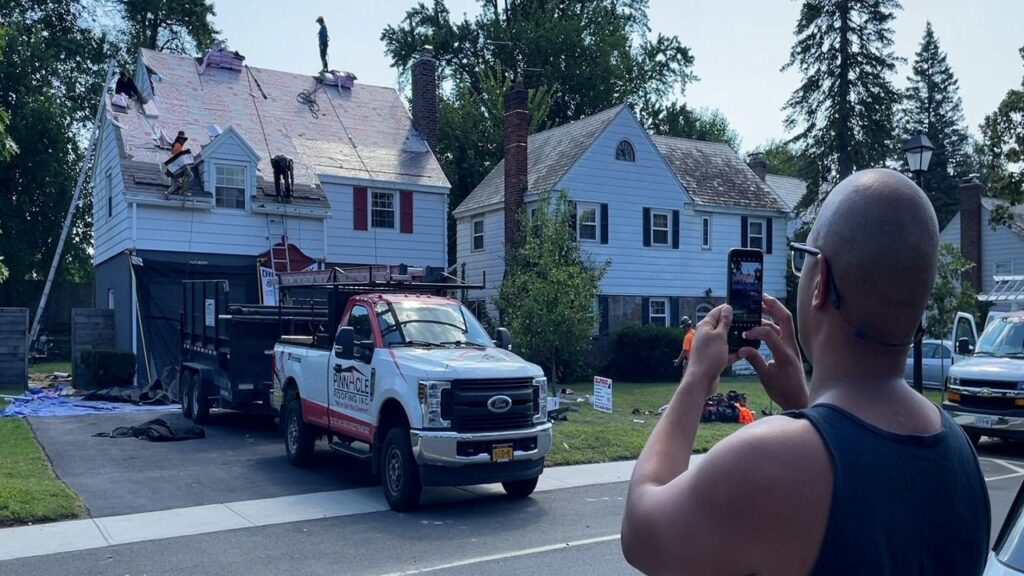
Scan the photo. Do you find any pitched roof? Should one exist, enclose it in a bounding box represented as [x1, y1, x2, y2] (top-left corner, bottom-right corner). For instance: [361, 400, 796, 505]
[765, 173, 807, 213]
[453, 105, 626, 215]
[108, 48, 448, 207]
[650, 136, 787, 212]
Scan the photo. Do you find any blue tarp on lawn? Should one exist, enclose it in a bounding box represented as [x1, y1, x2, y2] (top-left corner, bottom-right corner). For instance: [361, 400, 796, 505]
[1, 387, 177, 418]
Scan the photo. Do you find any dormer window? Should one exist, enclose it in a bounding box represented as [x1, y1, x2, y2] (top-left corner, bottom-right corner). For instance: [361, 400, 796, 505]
[615, 139, 635, 162]
[214, 164, 247, 210]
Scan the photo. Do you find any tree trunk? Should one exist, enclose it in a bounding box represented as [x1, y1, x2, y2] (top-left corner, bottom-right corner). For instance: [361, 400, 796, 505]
[836, 0, 853, 179]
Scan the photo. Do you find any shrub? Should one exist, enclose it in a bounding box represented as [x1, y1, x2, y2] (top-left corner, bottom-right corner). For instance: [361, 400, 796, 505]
[80, 349, 136, 388]
[604, 324, 684, 382]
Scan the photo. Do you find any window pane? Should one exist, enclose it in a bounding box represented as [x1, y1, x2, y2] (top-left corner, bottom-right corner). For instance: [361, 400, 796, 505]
[348, 306, 373, 340]
[750, 221, 763, 236]
[473, 220, 484, 234]
[653, 213, 669, 228]
[216, 186, 246, 209]
[934, 344, 952, 359]
[702, 218, 710, 247]
[651, 300, 666, 316]
[653, 229, 669, 245]
[580, 222, 598, 241]
[215, 165, 245, 188]
[372, 191, 395, 229]
[580, 207, 597, 224]
[750, 236, 764, 250]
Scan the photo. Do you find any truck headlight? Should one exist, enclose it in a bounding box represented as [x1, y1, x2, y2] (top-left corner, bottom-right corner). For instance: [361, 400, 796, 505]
[947, 376, 960, 388]
[533, 377, 548, 423]
[418, 380, 450, 429]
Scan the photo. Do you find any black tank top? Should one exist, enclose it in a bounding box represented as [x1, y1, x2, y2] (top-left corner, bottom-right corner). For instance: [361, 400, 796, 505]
[786, 404, 990, 575]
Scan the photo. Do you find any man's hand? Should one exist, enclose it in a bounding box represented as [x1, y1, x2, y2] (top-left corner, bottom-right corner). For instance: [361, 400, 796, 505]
[737, 294, 808, 410]
[683, 305, 733, 396]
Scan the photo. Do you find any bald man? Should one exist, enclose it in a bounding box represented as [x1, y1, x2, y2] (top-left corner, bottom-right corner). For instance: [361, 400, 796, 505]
[622, 169, 990, 575]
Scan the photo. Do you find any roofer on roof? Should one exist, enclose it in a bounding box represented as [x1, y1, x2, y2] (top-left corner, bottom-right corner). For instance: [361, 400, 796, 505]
[171, 131, 188, 156]
[316, 16, 329, 73]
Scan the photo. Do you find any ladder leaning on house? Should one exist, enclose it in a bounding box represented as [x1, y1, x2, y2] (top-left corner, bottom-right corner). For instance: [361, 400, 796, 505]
[265, 214, 292, 273]
[29, 61, 117, 355]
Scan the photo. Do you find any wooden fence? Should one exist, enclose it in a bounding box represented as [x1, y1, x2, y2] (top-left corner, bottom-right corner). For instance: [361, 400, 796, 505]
[0, 308, 29, 387]
[71, 308, 115, 390]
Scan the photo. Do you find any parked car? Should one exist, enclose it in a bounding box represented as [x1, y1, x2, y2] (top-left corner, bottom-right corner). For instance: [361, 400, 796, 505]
[985, 478, 1024, 575]
[904, 340, 954, 389]
[943, 311, 1024, 446]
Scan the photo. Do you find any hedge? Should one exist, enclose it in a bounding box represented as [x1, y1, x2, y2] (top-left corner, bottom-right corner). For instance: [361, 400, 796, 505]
[80, 349, 136, 388]
[603, 324, 684, 382]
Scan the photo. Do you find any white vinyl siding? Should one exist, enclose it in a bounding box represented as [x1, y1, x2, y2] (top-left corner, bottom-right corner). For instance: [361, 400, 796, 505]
[93, 116, 131, 265]
[578, 203, 599, 242]
[649, 298, 668, 326]
[214, 164, 246, 210]
[371, 190, 396, 229]
[938, 208, 1024, 296]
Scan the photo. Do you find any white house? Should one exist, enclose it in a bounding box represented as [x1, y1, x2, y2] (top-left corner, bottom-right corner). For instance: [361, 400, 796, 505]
[939, 178, 1024, 313]
[452, 101, 790, 333]
[93, 47, 447, 382]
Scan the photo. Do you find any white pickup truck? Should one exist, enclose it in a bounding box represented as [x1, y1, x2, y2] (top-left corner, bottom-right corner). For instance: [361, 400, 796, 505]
[271, 290, 552, 511]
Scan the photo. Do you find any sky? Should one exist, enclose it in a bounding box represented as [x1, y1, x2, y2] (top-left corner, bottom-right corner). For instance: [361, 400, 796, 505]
[211, 0, 1024, 152]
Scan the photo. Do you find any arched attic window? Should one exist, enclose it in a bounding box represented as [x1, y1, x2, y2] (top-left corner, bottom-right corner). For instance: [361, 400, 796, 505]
[615, 139, 635, 162]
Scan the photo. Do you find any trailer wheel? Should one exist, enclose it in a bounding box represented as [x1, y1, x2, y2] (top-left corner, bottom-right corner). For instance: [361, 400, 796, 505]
[180, 371, 194, 420]
[502, 476, 539, 499]
[381, 427, 421, 512]
[284, 394, 315, 467]
[191, 372, 210, 425]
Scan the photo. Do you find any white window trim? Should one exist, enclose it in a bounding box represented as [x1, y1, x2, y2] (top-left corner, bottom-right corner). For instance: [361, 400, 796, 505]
[577, 202, 600, 243]
[615, 139, 636, 162]
[471, 218, 485, 252]
[747, 217, 765, 251]
[650, 209, 671, 247]
[649, 297, 669, 327]
[695, 303, 713, 323]
[371, 189, 397, 230]
[701, 215, 711, 250]
[107, 289, 115, 310]
[995, 261, 1014, 276]
[212, 161, 249, 211]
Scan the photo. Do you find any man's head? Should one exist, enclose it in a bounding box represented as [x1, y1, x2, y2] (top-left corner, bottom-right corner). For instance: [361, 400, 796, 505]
[680, 316, 692, 331]
[796, 169, 938, 364]
[316, 16, 325, 24]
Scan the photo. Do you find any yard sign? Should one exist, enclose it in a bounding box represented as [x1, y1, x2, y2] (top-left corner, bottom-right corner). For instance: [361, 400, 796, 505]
[593, 376, 613, 413]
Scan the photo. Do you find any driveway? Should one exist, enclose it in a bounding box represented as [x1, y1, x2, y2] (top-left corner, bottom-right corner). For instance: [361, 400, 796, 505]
[29, 411, 374, 517]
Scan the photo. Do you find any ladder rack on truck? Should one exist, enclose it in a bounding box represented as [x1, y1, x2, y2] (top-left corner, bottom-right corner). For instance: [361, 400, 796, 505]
[177, 269, 480, 423]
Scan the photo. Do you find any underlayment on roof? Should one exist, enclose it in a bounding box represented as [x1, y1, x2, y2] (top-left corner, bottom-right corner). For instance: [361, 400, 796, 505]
[108, 49, 448, 203]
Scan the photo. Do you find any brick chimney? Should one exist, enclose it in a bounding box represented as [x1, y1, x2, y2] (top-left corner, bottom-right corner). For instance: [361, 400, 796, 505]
[504, 79, 529, 251]
[411, 46, 438, 151]
[747, 153, 767, 182]
[959, 175, 984, 292]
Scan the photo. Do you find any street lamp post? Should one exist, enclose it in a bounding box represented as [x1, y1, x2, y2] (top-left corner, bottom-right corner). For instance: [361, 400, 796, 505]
[904, 131, 935, 394]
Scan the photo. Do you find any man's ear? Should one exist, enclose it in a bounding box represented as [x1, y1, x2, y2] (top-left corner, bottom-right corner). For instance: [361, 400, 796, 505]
[810, 255, 829, 310]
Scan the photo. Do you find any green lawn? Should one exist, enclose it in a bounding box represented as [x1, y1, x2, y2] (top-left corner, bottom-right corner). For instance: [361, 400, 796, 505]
[0, 419, 84, 526]
[547, 378, 948, 467]
[547, 377, 774, 466]
[29, 361, 71, 375]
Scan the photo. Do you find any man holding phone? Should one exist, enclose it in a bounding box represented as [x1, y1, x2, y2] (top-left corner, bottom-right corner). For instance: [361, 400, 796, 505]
[622, 169, 989, 575]
[671, 316, 694, 369]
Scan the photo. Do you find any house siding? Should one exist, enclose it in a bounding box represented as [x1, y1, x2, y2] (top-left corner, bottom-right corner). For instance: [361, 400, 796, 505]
[93, 116, 132, 265]
[94, 253, 133, 353]
[455, 209, 505, 316]
[323, 182, 446, 267]
[939, 208, 1024, 295]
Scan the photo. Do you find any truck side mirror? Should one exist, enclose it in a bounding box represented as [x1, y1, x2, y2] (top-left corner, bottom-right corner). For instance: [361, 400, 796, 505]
[335, 327, 355, 360]
[495, 327, 513, 351]
[956, 337, 974, 356]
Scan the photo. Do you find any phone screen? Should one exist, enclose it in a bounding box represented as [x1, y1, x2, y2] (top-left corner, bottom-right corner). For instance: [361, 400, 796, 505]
[727, 248, 763, 350]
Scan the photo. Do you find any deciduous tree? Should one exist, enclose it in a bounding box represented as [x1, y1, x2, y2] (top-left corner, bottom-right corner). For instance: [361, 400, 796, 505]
[111, 0, 218, 56]
[926, 244, 979, 340]
[980, 45, 1024, 228]
[648, 104, 741, 151]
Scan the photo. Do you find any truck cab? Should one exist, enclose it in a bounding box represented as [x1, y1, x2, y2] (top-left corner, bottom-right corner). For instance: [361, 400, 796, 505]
[273, 288, 552, 511]
[943, 311, 1024, 445]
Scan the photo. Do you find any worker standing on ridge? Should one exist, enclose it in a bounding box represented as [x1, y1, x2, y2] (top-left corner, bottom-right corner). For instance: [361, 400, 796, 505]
[316, 16, 329, 73]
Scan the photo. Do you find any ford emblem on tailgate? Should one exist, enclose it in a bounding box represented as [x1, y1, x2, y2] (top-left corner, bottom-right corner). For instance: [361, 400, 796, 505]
[487, 395, 512, 414]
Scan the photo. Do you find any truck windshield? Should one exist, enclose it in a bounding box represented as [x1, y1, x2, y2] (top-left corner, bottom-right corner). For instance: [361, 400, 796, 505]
[380, 301, 493, 348]
[976, 317, 1024, 357]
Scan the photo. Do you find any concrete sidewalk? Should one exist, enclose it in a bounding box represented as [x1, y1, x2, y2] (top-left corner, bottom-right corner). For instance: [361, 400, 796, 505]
[0, 458, 648, 562]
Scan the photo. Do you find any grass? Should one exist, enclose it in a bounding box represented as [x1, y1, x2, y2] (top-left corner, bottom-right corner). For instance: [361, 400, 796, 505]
[0, 419, 84, 526]
[546, 378, 949, 467]
[547, 377, 773, 466]
[29, 361, 71, 375]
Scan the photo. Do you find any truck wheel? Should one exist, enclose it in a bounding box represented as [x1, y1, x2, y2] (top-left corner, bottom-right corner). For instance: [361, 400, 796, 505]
[191, 372, 210, 425]
[502, 476, 539, 499]
[382, 427, 421, 512]
[180, 371, 194, 420]
[284, 394, 315, 467]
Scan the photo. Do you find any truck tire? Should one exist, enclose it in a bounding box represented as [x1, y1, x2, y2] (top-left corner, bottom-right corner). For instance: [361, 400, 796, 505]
[180, 371, 194, 420]
[191, 371, 210, 425]
[382, 427, 422, 512]
[502, 476, 539, 499]
[284, 394, 315, 467]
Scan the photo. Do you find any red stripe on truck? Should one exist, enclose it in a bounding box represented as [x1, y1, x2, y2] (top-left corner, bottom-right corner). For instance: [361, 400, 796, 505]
[300, 398, 376, 443]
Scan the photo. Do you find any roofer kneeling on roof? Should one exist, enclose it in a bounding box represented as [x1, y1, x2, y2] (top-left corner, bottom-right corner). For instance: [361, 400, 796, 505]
[115, 71, 140, 100]
[316, 16, 329, 73]
[272, 155, 295, 199]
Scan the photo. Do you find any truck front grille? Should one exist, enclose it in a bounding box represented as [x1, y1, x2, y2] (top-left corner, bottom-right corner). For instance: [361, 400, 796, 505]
[960, 379, 1018, 392]
[957, 395, 1016, 411]
[447, 378, 537, 432]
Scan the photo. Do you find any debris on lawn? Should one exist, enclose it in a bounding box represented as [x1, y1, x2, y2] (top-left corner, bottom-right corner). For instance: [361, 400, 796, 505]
[632, 419, 646, 424]
[1, 381, 177, 418]
[92, 418, 205, 442]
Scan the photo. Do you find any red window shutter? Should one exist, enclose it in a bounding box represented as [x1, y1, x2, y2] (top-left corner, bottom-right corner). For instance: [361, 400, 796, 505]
[353, 187, 368, 231]
[400, 190, 414, 234]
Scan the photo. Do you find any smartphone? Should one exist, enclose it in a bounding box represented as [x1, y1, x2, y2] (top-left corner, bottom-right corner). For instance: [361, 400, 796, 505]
[726, 248, 763, 352]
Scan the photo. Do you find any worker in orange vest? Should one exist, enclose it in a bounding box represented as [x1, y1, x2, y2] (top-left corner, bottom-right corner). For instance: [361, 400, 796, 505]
[171, 131, 188, 155]
[672, 316, 695, 370]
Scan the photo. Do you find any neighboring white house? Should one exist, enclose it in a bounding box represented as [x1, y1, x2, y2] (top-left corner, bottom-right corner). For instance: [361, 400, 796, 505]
[452, 104, 790, 333]
[93, 47, 447, 382]
[939, 181, 1024, 313]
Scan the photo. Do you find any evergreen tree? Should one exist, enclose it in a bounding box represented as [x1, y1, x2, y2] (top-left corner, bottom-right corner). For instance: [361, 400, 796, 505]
[899, 22, 969, 228]
[782, 0, 903, 196]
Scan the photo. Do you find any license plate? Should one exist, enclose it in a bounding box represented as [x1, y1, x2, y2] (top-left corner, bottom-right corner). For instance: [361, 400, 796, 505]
[491, 443, 514, 463]
[974, 415, 994, 428]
